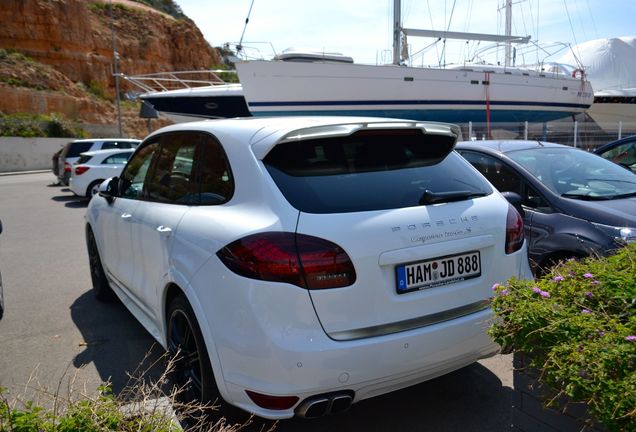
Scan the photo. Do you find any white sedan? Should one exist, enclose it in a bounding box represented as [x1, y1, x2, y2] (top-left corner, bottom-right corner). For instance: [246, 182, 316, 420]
[85, 117, 533, 419]
[69, 148, 135, 198]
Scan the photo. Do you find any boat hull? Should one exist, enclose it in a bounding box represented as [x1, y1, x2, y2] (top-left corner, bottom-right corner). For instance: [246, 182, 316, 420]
[236, 61, 594, 123]
[140, 84, 250, 121]
[588, 92, 636, 132]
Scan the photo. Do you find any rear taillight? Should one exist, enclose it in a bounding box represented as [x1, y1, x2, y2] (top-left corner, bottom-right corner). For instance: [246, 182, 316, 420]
[64, 162, 72, 172]
[505, 204, 524, 254]
[217, 232, 356, 289]
[74, 165, 90, 175]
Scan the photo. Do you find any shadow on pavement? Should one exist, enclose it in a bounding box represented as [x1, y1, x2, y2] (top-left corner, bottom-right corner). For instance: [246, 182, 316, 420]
[70, 288, 512, 431]
[69, 290, 165, 395]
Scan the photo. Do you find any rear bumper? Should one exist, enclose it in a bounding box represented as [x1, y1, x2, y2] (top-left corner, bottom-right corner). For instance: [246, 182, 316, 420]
[222, 307, 498, 419]
[189, 260, 500, 419]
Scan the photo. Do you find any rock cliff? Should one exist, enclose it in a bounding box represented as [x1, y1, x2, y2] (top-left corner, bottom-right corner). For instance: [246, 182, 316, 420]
[0, 0, 223, 137]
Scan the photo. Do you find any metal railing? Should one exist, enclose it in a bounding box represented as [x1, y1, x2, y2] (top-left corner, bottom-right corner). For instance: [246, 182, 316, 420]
[462, 118, 636, 150]
[118, 70, 237, 94]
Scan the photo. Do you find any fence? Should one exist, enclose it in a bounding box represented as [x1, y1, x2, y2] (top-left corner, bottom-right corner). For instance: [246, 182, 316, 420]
[462, 117, 636, 151]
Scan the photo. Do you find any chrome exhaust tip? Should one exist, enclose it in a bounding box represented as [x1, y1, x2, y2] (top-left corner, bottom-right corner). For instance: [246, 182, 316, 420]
[295, 391, 354, 418]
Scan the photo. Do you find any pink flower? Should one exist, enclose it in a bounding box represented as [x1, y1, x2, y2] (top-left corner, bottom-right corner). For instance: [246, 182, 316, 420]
[626, 336, 636, 342]
[581, 309, 591, 314]
[553, 275, 564, 282]
[585, 291, 594, 298]
[492, 283, 501, 291]
[583, 273, 594, 279]
[540, 291, 550, 298]
[532, 287, 542, 294]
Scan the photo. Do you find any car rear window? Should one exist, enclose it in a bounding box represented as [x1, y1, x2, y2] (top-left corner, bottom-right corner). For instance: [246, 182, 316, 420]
[264, 129, 493, 213]
[66, 142, 93, 157]
[76, 155, 93, 164]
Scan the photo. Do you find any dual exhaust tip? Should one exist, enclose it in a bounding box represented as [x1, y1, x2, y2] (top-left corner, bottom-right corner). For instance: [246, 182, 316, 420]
[295, 391, 354, 418]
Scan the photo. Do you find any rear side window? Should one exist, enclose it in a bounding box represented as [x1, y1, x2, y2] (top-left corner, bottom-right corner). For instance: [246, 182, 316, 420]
[103, 153, 132, 165]
[264, 129, 492, 213]
[101, 141, 138, 150]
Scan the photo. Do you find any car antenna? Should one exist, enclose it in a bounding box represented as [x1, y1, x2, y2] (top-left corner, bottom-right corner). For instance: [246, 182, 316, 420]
[534, 138, 544, 147]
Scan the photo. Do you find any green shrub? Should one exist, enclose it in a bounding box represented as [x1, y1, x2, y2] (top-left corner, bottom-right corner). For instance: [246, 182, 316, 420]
[0, 113, 87, 138]
[490, 244, 636, 431]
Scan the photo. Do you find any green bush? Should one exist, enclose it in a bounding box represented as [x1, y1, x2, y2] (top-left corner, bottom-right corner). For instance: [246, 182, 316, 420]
[490, 244, 636, 431]
[0, 113, 87, 138]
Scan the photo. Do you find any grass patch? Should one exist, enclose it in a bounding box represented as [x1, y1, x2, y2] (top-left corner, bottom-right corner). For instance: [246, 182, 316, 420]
[0, 353, 254, 432]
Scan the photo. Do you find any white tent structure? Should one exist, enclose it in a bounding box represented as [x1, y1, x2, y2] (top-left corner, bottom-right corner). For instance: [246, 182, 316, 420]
[558, 37, 636, 131]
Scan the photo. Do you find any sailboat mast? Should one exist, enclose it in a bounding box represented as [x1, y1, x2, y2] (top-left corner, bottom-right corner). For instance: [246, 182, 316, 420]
[505, 0, 512, 67]
[393, 0, 401, 65]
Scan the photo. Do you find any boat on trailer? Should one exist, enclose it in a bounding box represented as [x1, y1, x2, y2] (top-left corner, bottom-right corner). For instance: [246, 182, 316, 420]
[235, 0, 593, 125]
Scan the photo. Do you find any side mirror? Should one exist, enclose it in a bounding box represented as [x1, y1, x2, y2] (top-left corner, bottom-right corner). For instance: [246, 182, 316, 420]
[98, 176, 119, 203]
[501, 191, 525, 217]
[0, 218, 3, 235]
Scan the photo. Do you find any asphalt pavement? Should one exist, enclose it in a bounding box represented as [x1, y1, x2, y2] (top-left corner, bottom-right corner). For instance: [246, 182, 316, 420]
[0, 172, 513, 431]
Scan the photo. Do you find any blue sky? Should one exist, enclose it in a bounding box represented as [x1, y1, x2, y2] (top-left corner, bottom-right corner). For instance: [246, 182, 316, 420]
[177, 0, 636, 67]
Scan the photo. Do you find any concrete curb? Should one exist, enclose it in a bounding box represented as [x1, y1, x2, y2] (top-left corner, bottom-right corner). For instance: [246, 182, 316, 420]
[0, 170, 51, 177]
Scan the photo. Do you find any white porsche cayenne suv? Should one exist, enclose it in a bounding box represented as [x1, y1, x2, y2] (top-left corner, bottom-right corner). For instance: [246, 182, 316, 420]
[85, 117, 532, 419]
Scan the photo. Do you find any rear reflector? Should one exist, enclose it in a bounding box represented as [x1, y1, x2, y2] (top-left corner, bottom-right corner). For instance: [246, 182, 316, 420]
[217, 232, 356, 289]
[245, 390, 299, 410]
[64, 162, 72, 172]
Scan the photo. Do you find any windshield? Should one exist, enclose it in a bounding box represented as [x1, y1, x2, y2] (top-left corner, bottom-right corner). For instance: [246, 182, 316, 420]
[507, 147, 636, 199]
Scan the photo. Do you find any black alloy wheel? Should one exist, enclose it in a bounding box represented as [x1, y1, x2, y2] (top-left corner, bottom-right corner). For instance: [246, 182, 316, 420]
[86, 227, 115, 301]
[167, 295, 218, 408]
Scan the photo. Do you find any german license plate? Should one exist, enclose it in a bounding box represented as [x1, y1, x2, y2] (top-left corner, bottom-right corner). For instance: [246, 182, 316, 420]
[396, 251, 481, 294]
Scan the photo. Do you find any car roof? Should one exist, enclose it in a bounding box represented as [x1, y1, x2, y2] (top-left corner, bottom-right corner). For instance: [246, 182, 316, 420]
[70, 138, 141, 143]
[144, 117, 462, 160]
[456, 139, 569, 154]
[79, 148, 135, 158]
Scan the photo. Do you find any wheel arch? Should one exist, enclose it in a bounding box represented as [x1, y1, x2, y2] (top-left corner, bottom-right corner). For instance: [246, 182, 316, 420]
[161, 281, 231, 401]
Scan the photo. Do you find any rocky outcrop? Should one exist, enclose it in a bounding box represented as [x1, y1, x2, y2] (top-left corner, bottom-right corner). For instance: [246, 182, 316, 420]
[0, 0, 222, 137]
[0, 0, 221, 95]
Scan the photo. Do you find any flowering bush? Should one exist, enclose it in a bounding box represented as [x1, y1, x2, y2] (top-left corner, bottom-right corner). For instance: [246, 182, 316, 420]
[490, 243, 636, 431]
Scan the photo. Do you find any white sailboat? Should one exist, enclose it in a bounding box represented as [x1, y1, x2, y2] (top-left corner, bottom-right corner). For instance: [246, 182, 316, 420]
[235, 0, 594, 125]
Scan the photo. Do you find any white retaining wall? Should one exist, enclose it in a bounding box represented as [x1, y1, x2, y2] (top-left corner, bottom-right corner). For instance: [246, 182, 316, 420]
[0, 137, 71, 173]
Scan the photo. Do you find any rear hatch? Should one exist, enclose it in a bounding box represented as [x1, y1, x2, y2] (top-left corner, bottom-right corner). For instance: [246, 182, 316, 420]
[264, 126, 510, 340]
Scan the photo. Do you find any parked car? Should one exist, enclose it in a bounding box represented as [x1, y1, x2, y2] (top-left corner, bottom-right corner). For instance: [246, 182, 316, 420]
[0, 218, 4, 320]
[456, 140, 636, 274]
[69, 148, 135, 198]
[593, 135, 636, 172]
[85, 117, 532, 419]
[56, 138, 140, 185]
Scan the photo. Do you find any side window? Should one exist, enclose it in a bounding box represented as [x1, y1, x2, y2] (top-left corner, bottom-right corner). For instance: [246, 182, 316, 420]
[146, 133, 198, 204]
[103, 153, 132, 165]
[119, 141, 160, 199]
[460, 151, 522, 194]
[601, 142, 636, 170]
[101, 141, 133, 150]
[525, 184, 551, 212]
[196, 135, 234, 205]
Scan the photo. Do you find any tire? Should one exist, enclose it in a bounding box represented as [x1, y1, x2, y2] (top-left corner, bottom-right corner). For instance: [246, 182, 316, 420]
[167, 295, 219, 408]
[86, 227, 115, 301]
[86, 179, 104, 198]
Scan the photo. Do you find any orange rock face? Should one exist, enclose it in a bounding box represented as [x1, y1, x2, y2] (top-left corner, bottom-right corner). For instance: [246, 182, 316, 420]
[0, 0, 222, 136]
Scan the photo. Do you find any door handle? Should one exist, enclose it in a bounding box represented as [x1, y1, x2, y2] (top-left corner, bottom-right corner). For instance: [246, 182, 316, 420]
[156, 225, 172, 235]
[121, 213, 132, 220]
